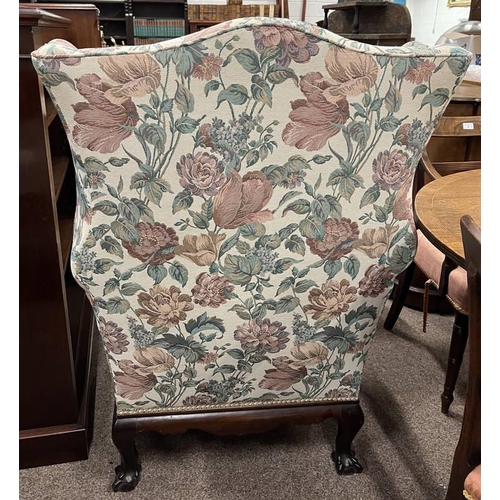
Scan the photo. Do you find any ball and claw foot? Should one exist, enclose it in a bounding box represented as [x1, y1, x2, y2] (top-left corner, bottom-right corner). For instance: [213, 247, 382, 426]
[332, 450, 363, 475]
[112, 463, 141, 492]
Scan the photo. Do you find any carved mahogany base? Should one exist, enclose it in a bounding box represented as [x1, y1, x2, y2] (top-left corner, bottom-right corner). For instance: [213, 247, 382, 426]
[111, 401, 364, 491]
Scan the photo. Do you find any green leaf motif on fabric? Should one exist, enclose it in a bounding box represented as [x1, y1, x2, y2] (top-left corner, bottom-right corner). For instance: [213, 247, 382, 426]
[147, 264, 168, 284]
[186, 313, 225, 335]
[140, 123, 167, 152]
[285, 235, 306, 256]
[251, 75, 273, 107]
[172, 190, 194, 214]
[314, 326, 358, 354]
[155, 334, 207, 363]
[343, 256, 360, 280]
[101, 236, 124, 258]
[106, 297, 131, 314]
[233, 48, 261, 74]
[168, 261, 188, 286]
[275, 295, 300, 314]
[217, 84, 249, 108]
[223, 254, 262, 285]
[174, 81, 195, 114]
[419, 88, 450, 110]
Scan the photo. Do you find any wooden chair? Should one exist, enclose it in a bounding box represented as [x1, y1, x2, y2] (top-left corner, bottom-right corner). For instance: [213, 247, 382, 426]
[384, 115, 481, 414]
[31, 18, 471, 491]
[419, 115, 481, 180]
[445, 215, 481, 500]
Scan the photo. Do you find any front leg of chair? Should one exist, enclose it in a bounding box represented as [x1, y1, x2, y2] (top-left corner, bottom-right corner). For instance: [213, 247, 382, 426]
[112, 418, 141, 492]
[384, 262, 416, 331]
[441, 311, 469, 414]
[333, 403, 364, 475]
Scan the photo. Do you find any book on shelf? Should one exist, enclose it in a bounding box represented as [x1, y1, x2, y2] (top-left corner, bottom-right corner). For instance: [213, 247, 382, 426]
[133, 18, 185, 38]
[188, 3, 279, 22]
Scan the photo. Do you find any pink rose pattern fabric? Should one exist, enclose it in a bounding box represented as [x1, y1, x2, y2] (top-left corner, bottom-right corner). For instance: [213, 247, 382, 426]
[32, 17, 470, 415]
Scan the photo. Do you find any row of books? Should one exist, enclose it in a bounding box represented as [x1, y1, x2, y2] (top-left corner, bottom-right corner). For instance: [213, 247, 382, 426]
[133, 18, 185, 38]
[187, 4, 279, 22]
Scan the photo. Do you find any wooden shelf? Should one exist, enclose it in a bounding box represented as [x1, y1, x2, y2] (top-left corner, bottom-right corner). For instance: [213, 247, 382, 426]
[100, 16, 126, 21]
[19, 2, 98, 469]
[45, 95, 58, 126]
[58, 216, 74, 272]
[52, 156, 70, 201]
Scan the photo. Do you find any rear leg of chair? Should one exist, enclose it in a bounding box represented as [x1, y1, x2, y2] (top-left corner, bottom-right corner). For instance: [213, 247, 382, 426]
[384, 262, 416, 330]
[332, 403, 364, 475]
[112, 418, 141, 492]
[441, 311, 469, 415]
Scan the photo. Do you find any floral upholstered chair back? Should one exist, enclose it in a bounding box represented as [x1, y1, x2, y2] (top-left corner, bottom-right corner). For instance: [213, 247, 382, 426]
[32, 18, 470, 417]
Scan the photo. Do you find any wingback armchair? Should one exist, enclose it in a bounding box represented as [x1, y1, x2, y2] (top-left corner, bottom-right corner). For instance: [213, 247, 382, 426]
[31, 17, 470, 492]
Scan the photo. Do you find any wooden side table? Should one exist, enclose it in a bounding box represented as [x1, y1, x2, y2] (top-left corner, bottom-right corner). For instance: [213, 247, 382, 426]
[414, 170, 481, 267]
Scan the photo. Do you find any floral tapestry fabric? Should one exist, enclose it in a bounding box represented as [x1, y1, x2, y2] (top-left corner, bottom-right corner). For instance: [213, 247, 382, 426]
[31, 17, 470, 416]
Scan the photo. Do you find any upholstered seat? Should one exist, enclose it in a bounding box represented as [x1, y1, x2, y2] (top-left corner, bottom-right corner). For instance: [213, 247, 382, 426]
[415, 230, 468, 311]
[31, 17, 471, 491]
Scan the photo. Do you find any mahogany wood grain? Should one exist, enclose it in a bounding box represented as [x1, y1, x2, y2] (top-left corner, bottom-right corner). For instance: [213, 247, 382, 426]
[19, 4, 99, 468]
[414, 170, 481, 267]
[19, 8, 79, 432]
[133, 402, 348, 435]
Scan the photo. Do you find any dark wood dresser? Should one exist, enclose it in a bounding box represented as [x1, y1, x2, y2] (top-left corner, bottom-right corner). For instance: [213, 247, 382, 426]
[19, 3, 100, 468]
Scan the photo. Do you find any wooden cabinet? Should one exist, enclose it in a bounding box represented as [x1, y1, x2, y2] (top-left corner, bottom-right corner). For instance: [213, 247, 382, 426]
[33, 0, 188, 46]
[19, 4, 100, 468]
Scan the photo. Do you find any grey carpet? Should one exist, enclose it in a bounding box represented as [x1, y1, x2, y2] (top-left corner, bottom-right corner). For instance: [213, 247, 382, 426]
[19, 301, 467, 500]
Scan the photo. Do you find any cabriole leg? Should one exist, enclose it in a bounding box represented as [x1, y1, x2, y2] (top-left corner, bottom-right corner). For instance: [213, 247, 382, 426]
[333, 403, 364, 475]
[112, 418, 141, 492]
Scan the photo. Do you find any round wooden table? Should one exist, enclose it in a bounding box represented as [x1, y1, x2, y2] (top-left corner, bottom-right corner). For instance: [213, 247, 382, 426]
[414, 169, 481, 268]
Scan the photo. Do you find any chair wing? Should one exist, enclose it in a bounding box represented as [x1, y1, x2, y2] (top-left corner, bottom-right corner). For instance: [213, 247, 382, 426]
[31, 18, 471, 417]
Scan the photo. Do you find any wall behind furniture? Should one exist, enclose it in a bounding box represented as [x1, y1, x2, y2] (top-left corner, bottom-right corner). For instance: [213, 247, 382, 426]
[287, 0, 324, 24]
[406, 0, 471, 45]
